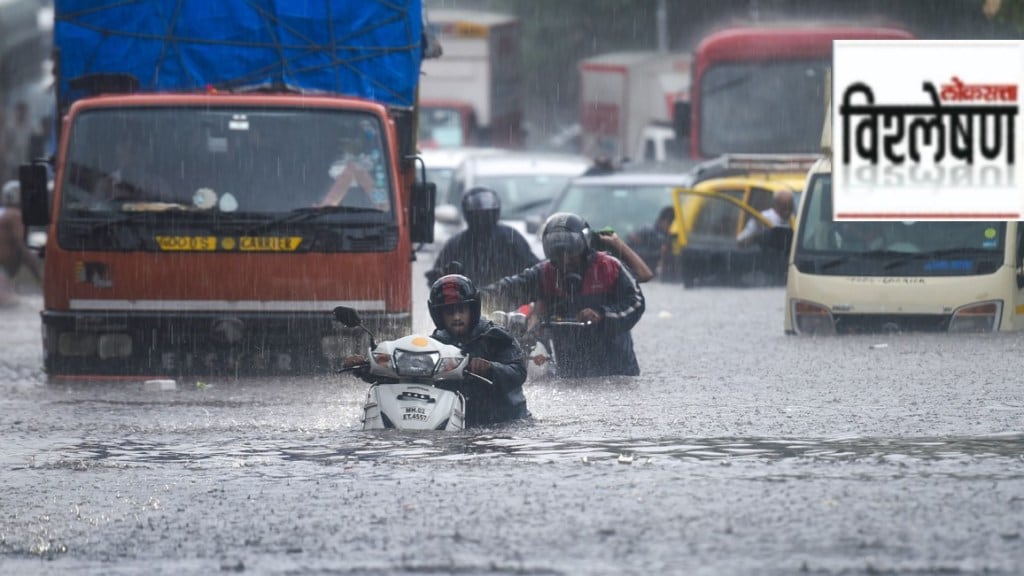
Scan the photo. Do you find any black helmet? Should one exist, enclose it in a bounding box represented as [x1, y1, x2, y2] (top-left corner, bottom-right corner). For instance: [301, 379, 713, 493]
[428, 274, 481, 330]
[461, 187, 501, 233]
[541, 212, 592, 262]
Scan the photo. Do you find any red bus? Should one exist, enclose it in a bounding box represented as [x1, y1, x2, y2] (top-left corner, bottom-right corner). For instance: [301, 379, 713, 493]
[683, 24, 913, 159]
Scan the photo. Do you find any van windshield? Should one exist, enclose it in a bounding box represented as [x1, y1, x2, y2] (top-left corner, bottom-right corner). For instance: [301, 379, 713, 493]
[794, 174, 1007, 276]
[60, 107, 393, 217]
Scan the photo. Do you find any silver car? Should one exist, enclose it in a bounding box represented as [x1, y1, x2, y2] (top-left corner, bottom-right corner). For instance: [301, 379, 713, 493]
[529, 171, 694, 265]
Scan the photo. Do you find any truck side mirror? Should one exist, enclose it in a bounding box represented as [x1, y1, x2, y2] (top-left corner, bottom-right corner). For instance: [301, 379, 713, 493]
[410, 181, 435, 244]
[19, 164, 49, 227]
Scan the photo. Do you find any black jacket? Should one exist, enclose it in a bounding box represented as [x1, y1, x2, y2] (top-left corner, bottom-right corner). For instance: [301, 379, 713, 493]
[486, 251, 645, 378]
[431, 319, 530, 426]
[427, 224, 539, 288]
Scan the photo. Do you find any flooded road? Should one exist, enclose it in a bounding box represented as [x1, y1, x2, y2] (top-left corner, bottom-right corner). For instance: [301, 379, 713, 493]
[1, 264, 1023, 575]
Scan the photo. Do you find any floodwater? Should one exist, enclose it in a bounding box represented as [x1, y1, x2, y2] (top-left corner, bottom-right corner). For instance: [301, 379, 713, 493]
[1, 260, 1023, 575]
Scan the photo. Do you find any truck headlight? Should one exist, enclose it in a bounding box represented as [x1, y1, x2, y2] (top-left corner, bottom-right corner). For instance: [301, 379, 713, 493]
[392, 350, 439, 377]
[791, 300, 836, 335]
[948, 301, 1001, 333]
[58, 333, 97, 356]
[97, 333, 133, 359]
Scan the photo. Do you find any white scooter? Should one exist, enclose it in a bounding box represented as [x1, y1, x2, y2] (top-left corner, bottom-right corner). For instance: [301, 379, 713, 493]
[334, 306, 492, 431]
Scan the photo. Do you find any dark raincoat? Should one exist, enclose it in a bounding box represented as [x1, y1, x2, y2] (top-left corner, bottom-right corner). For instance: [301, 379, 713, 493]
[431, 318, 529, 427]
[426, 224, 539, 288]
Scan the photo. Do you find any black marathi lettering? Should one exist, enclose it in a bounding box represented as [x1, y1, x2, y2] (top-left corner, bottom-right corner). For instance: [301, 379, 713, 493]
[840, 81, 1017, 166]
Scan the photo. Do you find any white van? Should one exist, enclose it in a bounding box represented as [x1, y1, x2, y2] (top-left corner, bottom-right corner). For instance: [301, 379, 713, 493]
[785, 155, 1024, 334]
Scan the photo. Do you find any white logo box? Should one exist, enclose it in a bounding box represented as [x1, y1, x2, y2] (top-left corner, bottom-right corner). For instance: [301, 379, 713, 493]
[832, 40, 1023, 221]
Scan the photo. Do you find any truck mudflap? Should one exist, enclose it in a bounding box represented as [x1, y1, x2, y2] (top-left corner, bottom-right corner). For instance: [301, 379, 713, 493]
[40, 310, 412, 378]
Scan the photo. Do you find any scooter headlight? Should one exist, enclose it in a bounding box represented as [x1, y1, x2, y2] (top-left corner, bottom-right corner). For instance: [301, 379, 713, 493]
[392, 350, 440, 377]
[436, 356, 464, 374]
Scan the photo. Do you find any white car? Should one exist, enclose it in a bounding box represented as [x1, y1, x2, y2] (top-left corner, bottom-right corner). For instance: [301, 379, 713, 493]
[435, 151, 591, 257]
[418, 147, 502, 250]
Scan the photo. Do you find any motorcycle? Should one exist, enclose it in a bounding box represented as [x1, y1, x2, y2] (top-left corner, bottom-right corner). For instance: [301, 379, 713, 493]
[333, 306, 492, 431]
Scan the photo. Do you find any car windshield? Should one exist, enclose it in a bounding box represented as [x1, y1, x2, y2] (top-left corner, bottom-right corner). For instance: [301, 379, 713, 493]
[700, 59, 829, 157]
[60, 106, 394, 218]
[795, 173, 1007, 275]
[553, 183, 675, 236]
[476, 172, 582, 219]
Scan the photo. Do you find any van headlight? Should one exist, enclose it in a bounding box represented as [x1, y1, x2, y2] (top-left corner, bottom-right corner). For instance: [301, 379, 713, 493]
[791, 300, 836, 335]
[392, 350, 440, 377]
[948, 301, 1001, 333]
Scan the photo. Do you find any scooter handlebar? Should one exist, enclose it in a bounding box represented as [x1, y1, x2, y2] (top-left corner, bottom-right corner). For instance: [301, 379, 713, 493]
[336, 362, 370, 375]
[466, 371, 494, 386]
[542, 319, 593, 327]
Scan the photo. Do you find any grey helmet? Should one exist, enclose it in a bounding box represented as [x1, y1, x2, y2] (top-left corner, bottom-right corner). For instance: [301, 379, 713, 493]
[540, 212, 592, 261]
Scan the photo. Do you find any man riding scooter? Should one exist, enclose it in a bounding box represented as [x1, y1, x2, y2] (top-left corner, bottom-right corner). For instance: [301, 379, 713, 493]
[345, 273, 529, 426]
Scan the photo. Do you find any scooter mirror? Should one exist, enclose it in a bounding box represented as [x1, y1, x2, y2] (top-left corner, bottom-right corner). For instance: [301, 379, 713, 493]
[333, 306, 362, 327]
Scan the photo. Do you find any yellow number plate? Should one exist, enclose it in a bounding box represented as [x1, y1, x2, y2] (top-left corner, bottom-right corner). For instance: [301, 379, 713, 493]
[154, 236, 302, 252]
[155, 236, 217, 251]
[239, 236, 302, 252]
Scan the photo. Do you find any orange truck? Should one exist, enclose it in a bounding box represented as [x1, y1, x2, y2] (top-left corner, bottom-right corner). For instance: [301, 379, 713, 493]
[18, 1, 435, 378]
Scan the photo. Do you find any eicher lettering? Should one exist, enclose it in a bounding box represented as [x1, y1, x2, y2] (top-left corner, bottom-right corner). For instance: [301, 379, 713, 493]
[840, 79, 1018, 166]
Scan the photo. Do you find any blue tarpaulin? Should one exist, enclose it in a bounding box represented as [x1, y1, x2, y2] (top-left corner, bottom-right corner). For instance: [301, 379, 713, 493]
[55, 0, 422, 109]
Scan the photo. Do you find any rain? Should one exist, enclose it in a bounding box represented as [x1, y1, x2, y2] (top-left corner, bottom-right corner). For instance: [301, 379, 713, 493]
[1, 1, 1023, 574]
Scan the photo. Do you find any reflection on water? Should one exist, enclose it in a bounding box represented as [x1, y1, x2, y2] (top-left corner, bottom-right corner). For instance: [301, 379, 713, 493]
[30, 433, 1024, 470]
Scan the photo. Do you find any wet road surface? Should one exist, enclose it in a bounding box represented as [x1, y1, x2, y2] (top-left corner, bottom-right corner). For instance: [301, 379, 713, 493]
[1, 263, 1023, 575]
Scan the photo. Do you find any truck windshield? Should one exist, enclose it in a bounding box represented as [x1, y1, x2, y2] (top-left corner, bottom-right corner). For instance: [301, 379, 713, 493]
[59, 107, 394, 218]
[794, 174, 1007, 276]
[699, 59, 828, 157]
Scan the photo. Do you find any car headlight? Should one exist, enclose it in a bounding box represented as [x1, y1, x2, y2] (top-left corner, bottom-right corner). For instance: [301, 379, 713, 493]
[948, 301, 1001, 333]
[791, 300, 836, 335]
[392, 350, 440, 377]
